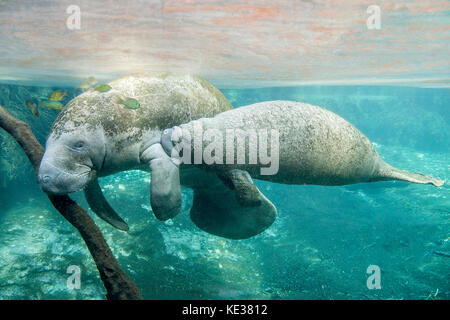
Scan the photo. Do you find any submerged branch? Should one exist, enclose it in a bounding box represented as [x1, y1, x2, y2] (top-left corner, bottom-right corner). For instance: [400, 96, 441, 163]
[0, 104, 141, 300]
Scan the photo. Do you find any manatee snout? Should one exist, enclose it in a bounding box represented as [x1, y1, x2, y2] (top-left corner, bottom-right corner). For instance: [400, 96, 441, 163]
[38, 158, 93, 195]
[38, 129, 104, 195]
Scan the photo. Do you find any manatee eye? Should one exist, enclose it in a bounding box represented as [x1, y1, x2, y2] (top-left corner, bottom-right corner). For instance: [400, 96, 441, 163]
[72, 141, 85, 150]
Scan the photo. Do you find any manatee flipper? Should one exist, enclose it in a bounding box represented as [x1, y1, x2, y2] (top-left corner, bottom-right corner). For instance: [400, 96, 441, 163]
[189, 170, 277, 240]
[141, 143, 182, 221]
[218, 169, 264, 207]
[84, 177, 129, 231]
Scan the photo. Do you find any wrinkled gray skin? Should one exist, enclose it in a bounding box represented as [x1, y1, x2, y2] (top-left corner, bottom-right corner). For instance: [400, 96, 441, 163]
[163, 100, 445, 188]
[38, 126, 104, 194]
[38, 74, 251, 234]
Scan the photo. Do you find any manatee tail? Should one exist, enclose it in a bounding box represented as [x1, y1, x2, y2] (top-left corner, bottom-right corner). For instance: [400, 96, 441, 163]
[379, 164, 445, 187]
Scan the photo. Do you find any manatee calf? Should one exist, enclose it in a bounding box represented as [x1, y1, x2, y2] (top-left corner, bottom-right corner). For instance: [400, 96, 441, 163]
[161, 100, 444, 237]
[38, 74, 277, 239]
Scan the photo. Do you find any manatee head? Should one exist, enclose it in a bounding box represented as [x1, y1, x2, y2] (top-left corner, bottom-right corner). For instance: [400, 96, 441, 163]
[38, 107, 107, 195]
[37, 82, 133, 195]
[38, 73, 233, 194]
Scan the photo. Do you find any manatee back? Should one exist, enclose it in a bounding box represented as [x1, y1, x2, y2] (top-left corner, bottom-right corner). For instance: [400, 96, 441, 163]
[51, 73, 232, 138]
[197, 100, 382, 185]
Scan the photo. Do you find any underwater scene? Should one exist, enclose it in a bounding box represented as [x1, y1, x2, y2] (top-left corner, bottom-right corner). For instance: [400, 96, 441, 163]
[0, 0, 448, 301]
[0, 83, 448, 300]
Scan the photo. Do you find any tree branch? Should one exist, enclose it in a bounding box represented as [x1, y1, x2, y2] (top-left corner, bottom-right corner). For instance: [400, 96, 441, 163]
[0, 104, 142, 300]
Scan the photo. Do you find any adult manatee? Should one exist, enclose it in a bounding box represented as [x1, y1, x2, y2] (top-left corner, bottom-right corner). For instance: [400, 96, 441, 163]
[38, 74, 277, 238]
[160, 101, 445, 238]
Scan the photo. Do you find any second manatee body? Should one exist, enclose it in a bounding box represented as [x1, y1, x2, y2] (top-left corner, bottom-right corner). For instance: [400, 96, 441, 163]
[165, 100, 444, 187]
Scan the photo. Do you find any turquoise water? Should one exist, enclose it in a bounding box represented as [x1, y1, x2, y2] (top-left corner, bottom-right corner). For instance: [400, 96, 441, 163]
[0, 83, 448, 299]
